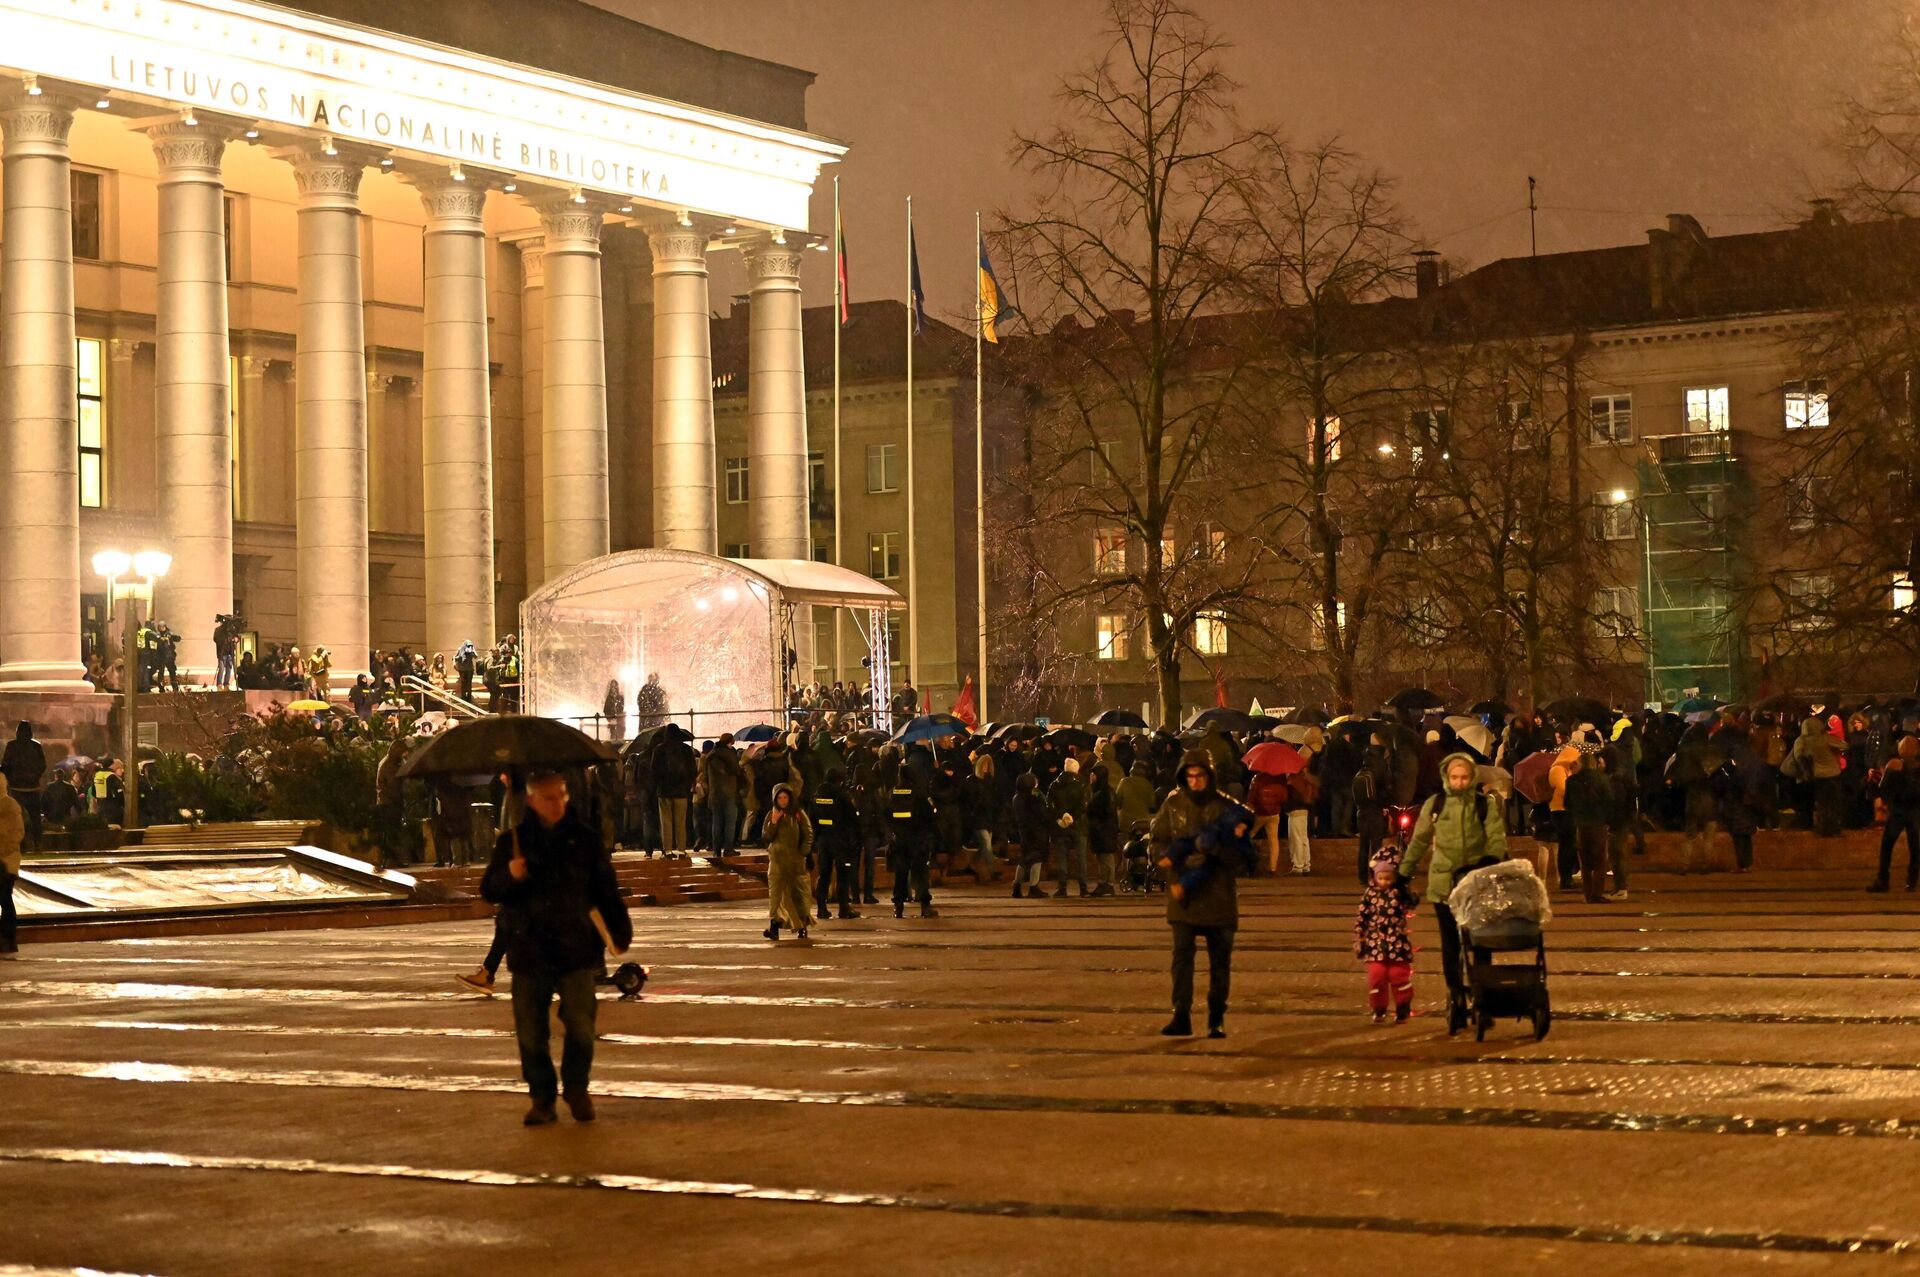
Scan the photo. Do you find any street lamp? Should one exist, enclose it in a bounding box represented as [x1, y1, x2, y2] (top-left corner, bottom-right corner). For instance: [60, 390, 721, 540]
[92, 547, 170, 832]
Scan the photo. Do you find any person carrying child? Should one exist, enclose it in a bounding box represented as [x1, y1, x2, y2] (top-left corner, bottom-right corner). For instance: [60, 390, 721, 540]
[1156, 801, 1256, 903]
[1354, 849, 1417, 1024]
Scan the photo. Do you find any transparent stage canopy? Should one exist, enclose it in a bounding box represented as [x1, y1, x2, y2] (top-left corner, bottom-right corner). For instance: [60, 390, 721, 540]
[521, 549, 903, 740]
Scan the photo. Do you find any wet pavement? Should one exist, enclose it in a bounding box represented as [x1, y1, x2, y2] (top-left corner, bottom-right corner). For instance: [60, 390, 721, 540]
[3, 870, 1920, 1274]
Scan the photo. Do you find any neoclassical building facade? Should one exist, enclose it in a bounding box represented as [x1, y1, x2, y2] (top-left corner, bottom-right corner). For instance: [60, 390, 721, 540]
[0, 0, 841, 724]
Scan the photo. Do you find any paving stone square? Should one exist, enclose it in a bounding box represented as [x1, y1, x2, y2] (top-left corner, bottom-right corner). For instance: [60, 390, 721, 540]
[3, 870, 1919, 1274]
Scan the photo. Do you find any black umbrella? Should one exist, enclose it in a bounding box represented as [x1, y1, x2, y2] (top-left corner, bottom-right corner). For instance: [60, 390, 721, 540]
[1091, 708, 1149, 728]
[1541, 697, 1611, 726]
[1247, 715, 1285, 733]
[1283, 705, 1330, 726]
[990, 722, 1045, 741]
[399, 714, 612, 778]
[1045, 726, 1097, 751]
[1190, 707, 1254, 732]
[1385, 687, 1445, 712]
[623, 721, 694, 756]
[1469, 699, 1513, 719]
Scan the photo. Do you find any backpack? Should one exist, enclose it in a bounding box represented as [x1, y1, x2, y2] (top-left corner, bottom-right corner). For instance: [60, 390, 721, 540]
[1419, 790, 1490, 828]
[1351, 768, 1377, 804]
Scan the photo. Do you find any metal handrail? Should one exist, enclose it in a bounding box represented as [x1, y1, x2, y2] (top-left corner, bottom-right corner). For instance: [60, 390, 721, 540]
[400, 675, 488, 720]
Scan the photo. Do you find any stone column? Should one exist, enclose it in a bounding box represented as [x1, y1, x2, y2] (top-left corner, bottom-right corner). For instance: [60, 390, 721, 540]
[148, 120, 235, 681]
[0, 94, 88, 687]
[415, 176, 496, 657]
[649, 223, 717, 553]
[537, 200, 610, 581]
[516, 238, 546, 590]
[744, 236, 809, 561]
[286, 145, 373, 686]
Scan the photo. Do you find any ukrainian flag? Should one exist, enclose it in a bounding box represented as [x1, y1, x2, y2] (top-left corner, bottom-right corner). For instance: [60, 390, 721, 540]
[978, 243, 1013, 344]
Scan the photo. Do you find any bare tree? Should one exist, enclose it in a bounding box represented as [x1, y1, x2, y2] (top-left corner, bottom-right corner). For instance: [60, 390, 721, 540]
[1745, 23, 1920, 685]
[1222, 137, 1419, 708]
[1390, 329, 1611, 704]
[997, 0, 1266, 727]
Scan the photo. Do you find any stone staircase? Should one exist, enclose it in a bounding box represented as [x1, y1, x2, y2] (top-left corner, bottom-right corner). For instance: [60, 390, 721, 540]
[411, 851, 766, 908]
[136, 820, 324, 850]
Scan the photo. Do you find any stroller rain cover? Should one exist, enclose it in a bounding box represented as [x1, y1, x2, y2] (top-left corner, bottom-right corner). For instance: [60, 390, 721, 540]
[1446, 859, 1553, 933]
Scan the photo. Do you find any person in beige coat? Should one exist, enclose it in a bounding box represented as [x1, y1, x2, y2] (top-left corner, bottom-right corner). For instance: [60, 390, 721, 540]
[0, 786, 24, 956]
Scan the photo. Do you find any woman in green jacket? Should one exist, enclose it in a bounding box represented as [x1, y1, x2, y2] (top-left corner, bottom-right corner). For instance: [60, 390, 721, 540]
[1397, 753, 1508, 1001]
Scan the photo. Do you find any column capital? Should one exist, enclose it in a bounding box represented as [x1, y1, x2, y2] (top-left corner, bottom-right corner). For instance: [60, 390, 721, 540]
[410, 175, 489, 234]
[743, 234, 806, 288]
[0, 94, 77, 158]
[145, 120, 234, 181]
[647, 221, 712, 275]
[535, 197, 606, 256]
[275, 143, 379, 212]
[511, 235, 546, 290]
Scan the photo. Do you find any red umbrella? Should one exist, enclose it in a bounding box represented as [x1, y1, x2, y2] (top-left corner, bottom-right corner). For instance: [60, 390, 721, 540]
[1243, 740, 1305, 776]
[1511, 748, 1562, 805]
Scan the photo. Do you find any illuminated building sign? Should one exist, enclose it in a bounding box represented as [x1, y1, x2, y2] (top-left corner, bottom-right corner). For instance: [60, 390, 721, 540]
[0, 0, 841, 228]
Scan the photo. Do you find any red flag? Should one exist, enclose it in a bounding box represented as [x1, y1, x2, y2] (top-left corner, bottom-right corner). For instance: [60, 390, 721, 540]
[1213, 668, 1229, 709]
[952, 675, 978, 730]
[836, 225, 851, 326]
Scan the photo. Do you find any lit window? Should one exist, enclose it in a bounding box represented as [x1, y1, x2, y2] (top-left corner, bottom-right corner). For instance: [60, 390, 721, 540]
[1685, 386, 1730, 433]
[866, 442, 900, 494]
[1894, 572, 1915, 614]
[723, 456, 749, 505]
[1160, 536, 1176, 569]
[1592, 586, 1637, 639]
[1410, 407, 1449, 446]
[1589, 394, 1632, 444]
[868, 532, 901, 581]
[1194, 610, 1228, 655]
[1785, 379, 1829, 430]
[76, 337, 104, 508]
[1095, 614, 1130, 661]
[885, 615, 903, 667]
[1093, 526, 1127, 576]
[71, 170, 101, 261]
[1203, 524, 1228, 562]
[1316, 415, 1342, 465]
[1592, 495, 1636, 541]
[1308, 600, 1347, 651]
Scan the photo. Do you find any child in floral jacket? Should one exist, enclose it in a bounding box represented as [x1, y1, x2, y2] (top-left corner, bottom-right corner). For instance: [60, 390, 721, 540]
[1354, 848, 1417, 1023]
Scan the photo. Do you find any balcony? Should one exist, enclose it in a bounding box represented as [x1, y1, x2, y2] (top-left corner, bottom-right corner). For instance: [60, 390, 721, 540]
[1643, 430, 1745, 465]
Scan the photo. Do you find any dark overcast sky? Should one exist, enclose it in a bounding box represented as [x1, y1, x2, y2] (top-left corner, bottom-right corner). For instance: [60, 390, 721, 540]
[593, 0, 1906, 323]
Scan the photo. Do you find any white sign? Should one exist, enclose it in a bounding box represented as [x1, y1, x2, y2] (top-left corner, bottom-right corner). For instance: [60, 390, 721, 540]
[0, 0, 841, 228]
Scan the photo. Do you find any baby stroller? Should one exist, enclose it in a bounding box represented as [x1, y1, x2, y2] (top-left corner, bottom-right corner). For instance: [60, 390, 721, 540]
[1445, 860, 1552, 1042]
[1122, 822, 1161, 893]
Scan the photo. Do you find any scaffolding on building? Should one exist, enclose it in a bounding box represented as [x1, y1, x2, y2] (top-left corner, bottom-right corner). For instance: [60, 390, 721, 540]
[1636, 429, 1748, 705]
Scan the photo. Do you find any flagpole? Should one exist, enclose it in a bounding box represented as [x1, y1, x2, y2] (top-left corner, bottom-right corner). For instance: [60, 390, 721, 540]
[905, 196, 920, 694]
[973, 211, 989, 725]
[832, 176, 845, 689]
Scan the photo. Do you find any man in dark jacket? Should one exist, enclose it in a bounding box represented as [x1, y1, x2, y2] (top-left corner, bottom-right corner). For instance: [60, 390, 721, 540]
[1148, 749, 1238, 1038]
[481, 770, 631, 1127]
[1047, 757, 1090, 897]
[651, 733, 698, 854]
[811, 769, 863, 919]
[1870, 735, 1920, 892]
[2, 722, 47, 851]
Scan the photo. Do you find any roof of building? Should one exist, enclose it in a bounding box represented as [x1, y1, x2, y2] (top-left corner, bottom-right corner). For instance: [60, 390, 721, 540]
[1410, 209, 1920, 339]
[278, 0, 815, 131]
[711, 298, 972, 396]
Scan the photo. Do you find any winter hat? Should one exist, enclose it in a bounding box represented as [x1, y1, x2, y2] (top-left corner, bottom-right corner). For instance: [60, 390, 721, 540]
[1369, 849, 1401, 876]
[1062, 757, 1081, 774]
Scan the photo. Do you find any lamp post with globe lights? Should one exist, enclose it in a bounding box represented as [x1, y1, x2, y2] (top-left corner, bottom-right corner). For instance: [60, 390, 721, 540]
[92, 548, 170, 831]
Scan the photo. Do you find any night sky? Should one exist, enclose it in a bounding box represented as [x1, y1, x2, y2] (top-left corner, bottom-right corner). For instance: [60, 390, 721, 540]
[598, 0, 1905, 323]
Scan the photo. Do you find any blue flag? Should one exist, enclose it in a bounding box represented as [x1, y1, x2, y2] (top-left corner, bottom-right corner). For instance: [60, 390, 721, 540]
[909, 222, 926, 337]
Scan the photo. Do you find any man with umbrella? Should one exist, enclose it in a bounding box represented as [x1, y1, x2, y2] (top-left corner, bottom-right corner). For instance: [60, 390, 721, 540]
[481, 768, 631, 1127]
